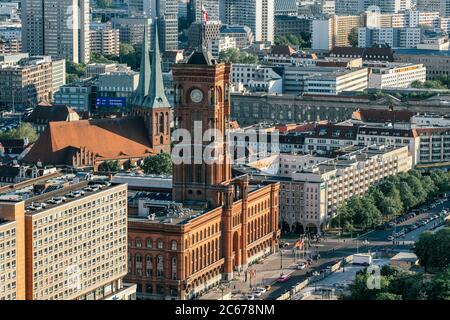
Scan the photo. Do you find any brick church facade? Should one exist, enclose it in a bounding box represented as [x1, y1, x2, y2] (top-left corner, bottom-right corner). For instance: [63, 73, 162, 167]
[126, 49, 281, 300]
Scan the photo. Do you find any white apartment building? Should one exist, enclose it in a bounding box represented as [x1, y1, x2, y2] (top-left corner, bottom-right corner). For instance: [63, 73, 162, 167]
[303, 68, 369, 95]
[208, 36, 236, 59]
[358, 27, 422, 48]
[367, 62, 427, 89]
[244, 144, 412, 233]
[392, 10, 440, 28]
[231, 64, 283, 94]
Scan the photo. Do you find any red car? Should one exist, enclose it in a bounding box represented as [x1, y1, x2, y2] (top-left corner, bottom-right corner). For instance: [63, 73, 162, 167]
[277, 274, 291, 282]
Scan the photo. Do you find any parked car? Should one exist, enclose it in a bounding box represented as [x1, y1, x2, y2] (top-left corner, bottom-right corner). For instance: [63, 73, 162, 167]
[255, 287, 266, 294]
[387, 235, 394, 241]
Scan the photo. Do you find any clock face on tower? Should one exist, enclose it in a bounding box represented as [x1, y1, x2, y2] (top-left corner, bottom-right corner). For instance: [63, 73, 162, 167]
[190, 89, 204, 103]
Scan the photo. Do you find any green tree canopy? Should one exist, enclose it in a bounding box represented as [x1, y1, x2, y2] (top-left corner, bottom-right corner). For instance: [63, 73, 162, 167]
[0, 123, 39, 143]
[218, 48, 258, 64]
[141, 153, 173, 175]
[98, 160, 121, 173]
[348, 27, 359, 47]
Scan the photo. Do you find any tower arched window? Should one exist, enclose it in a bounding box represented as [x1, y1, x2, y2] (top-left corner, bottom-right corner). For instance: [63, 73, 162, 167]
[159, 113, 165, 134]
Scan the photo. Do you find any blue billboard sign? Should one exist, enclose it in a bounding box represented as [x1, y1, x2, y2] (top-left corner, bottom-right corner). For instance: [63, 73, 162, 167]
[96, 97, 127, 108]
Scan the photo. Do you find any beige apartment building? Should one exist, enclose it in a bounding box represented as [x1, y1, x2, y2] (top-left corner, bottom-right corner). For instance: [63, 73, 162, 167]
[0, 179, 136, 300]
[0, 56, 65, 108]
[90, 22, 120, 57]
[285, 145, 412, 233]
[0, 203, 25, 300]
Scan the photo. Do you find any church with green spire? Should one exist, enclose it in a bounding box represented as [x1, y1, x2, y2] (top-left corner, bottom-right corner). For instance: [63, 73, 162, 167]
[131, 21, 171, 154]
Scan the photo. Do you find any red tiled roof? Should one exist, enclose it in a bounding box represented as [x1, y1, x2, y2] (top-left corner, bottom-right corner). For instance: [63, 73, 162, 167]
[270, 45, 296, 56]
[353, 109, 414, 123]
[23, 118, 154, 165]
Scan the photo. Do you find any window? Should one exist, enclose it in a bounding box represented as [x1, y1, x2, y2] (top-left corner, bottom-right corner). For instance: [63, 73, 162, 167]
[157, 255, 164, 277]
[136, 239, 142, 248]
[146, 239, 153, 248]
[146, 255, 153, 277]
[157, 239, 163, 249]
[171, 240, 177, 251]
[171, 257, 177, 280]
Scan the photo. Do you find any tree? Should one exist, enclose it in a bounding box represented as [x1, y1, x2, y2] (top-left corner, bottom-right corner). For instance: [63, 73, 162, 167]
[428, 267, 450, 300]
[0, 123, 39, 143]
[415, 229, 450, 273]
[96, 0, 113, 8]
[66, 61, 86, 84]
[218, 48, 259, 64]
[348, 27, 359, 47]
[98, 160, 121, 173]
[141, 153, 172, 175]
[398, 181, 417, 211]
[375, 292, 402, 300]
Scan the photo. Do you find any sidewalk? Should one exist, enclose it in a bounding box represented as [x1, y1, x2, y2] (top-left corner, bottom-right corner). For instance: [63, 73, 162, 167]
[199, 249, 298, 300]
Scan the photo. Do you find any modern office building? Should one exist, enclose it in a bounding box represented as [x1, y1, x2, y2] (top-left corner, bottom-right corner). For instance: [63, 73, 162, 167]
[366, 62, 427, 89]
[0, 176, 137, 300]
[394, 49, 450, 80]
[274, 0, 299, 16]
[223, 0, 275, 44]
[111, 17, 152, 46]
[22, 0, 90, 64]
[274, 15, 313, 38]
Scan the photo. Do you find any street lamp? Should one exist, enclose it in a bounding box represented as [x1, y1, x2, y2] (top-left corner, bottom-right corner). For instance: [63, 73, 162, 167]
[280, 249, 283, 269]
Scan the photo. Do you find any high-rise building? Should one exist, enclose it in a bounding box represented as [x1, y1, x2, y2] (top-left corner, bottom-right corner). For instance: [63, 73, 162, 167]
[312, 15, 361, 50]
[148, 0, 179, 51]
[416, 0, 442, 13]
[358, 27, 422, 49]
[224, 0, 275, 44]
[441, 1, 450, 17]
[0, 177, 136, 300]
[191, 0, 220, 22]
[335, 0, 412, 15]
[22, 0, 90, 64]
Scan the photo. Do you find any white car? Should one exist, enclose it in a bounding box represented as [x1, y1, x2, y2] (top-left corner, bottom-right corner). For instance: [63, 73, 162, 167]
[255, 287, 266, 294]
[247, 295, 255, 300]
[297, 263, 307, 270]
[253, 291, 262, 297]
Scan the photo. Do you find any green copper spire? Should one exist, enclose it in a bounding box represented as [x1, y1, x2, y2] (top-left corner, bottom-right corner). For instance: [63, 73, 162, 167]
[144, 20, 170, 109]
[131, 20, 151, 106]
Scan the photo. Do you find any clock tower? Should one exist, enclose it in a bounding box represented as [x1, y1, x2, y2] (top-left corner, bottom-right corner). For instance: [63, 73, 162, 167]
[172, 50, 232, 208]
[130, 21, 171, 154]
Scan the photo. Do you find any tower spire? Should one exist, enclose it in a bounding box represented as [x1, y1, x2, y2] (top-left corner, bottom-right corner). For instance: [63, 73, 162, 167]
[131, 19, 151, 106]
[144, 19, 170, 108]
